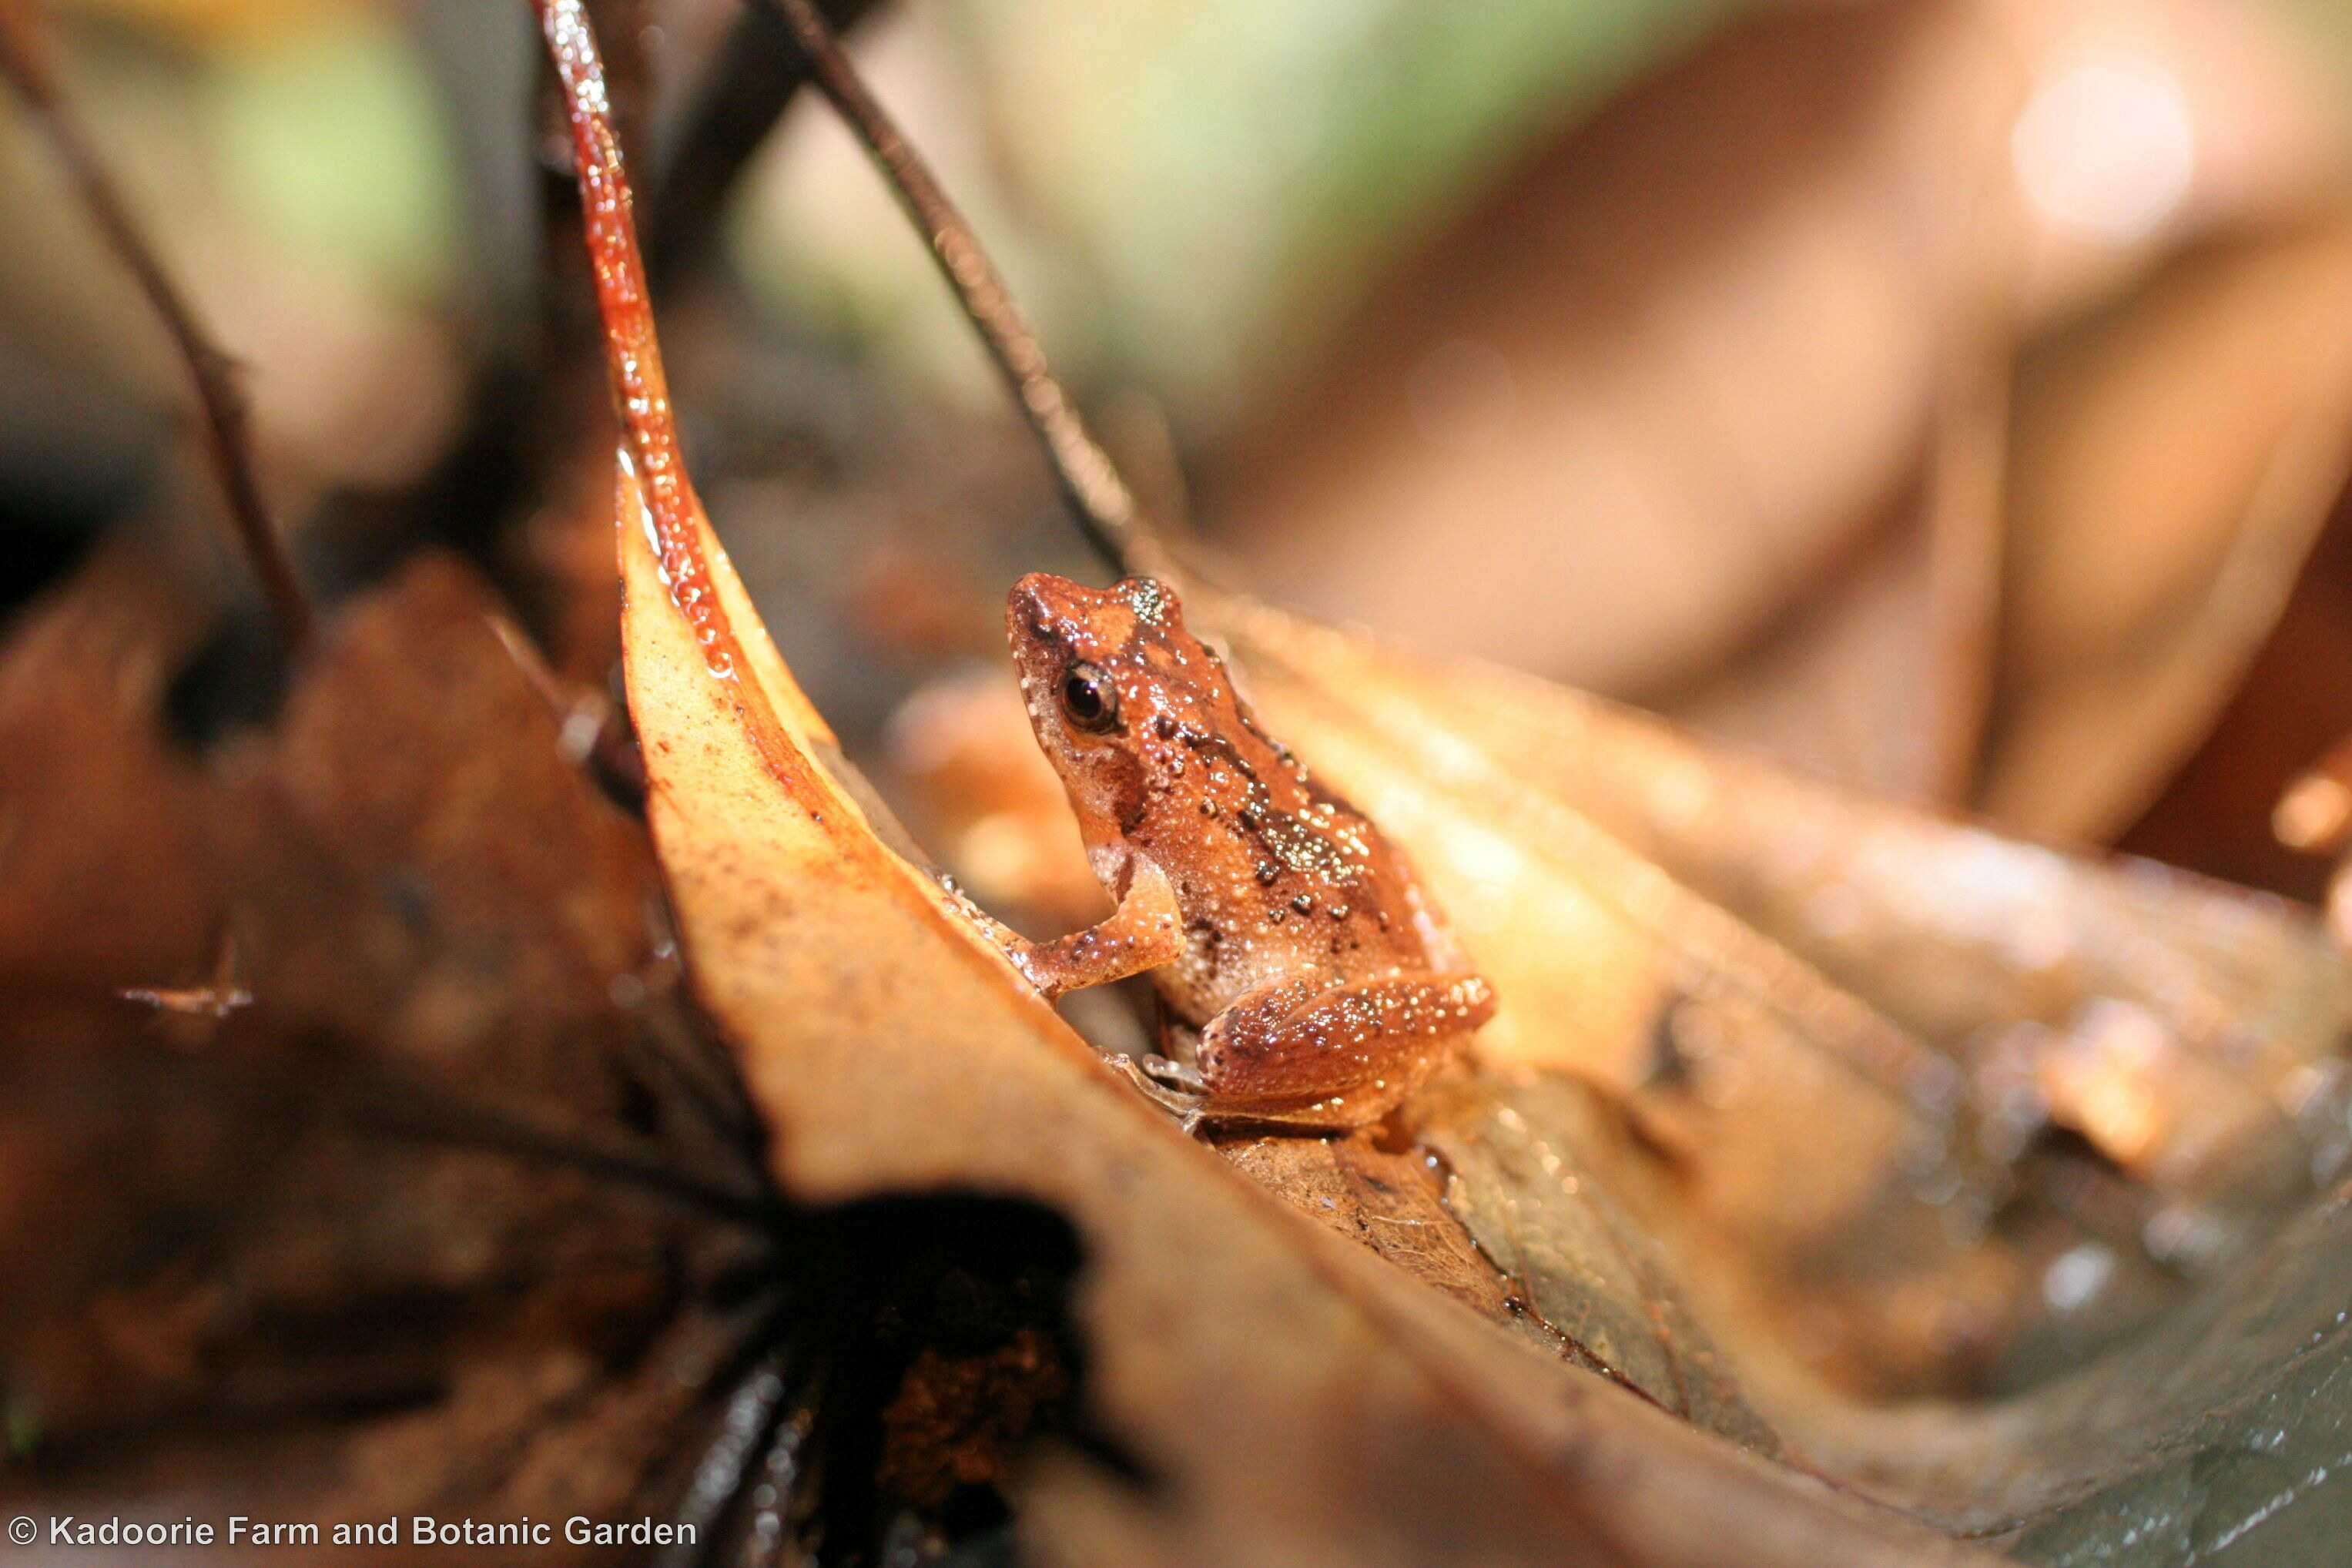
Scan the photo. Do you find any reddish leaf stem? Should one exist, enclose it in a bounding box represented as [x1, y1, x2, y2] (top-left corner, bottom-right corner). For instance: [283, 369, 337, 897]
[0, 0, 313, 650]
[535, 0, 815, 802]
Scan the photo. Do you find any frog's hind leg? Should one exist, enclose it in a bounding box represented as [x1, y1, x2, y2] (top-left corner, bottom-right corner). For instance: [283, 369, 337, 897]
[1195, 972, 1496, 1126]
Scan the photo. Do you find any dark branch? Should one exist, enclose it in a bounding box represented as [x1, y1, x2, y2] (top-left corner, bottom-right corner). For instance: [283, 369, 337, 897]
[335, 1057, 781, 1225]
[0, 0, 314, 649]
[753, 0, 1175, 582]
[645, 0, 876, 286]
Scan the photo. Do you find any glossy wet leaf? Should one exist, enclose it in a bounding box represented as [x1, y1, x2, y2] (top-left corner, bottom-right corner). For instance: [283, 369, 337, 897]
[1211, 593, 2352, 1556]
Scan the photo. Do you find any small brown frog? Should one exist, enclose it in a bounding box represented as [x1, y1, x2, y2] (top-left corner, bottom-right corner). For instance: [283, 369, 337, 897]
[993, 572, 1495, 1129]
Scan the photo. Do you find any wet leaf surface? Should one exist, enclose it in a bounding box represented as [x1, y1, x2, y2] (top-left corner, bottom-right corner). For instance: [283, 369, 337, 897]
[1208, 595, 2352, 1555]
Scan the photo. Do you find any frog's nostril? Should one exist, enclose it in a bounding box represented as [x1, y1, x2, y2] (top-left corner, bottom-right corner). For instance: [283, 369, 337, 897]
[1007, 576, 1051, 636]
[1011, 572, 1102, 638]
[1007, 571, 1062, 620]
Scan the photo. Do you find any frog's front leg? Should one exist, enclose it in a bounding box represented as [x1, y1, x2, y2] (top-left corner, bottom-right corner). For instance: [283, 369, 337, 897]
[1195, 970, 1496, 1122]
[994, 856, 1183, 999]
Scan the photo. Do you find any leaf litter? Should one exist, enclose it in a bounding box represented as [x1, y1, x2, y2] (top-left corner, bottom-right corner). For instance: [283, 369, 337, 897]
[3, 1, 2352, 1564]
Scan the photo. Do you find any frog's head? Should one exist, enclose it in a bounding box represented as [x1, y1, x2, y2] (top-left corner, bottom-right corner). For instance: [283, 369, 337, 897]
[1006, 572, 1229, 839]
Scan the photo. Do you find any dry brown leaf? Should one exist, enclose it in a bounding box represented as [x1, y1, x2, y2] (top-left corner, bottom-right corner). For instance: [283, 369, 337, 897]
[0, 541, 748, 1557]
[1985, 225, 2352, 842]
[1205, 0, 2352, 838]
[528, 2, 1996, 1552]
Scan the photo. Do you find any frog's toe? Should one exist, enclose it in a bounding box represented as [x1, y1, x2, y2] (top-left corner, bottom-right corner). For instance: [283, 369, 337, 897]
[1142, 1054, 1208, 1093]
[1101, 1051, 1208, 1128]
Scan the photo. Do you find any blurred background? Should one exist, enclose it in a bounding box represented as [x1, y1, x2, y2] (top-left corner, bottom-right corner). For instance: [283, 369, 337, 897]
[5, 0, 2352, 896]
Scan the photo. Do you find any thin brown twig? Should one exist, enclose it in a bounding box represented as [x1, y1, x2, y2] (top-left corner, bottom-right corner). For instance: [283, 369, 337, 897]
[0, 0, 313, 649]
[753, 0, 1176, 583]
[486, 610, 650, 803]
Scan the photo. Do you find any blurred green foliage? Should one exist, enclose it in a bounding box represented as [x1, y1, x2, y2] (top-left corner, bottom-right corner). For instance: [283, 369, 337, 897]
[204, 7, 458, 303]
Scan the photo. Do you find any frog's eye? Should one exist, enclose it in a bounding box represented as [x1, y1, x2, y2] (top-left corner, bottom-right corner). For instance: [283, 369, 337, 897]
[1059, 662, 1118, 733]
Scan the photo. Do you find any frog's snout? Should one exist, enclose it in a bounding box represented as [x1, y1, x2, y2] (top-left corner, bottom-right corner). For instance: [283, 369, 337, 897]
[1005, 575, 1082, 705]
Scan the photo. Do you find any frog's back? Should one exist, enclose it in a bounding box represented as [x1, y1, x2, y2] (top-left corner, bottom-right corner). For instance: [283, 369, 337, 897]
[1131, 694, 1450, 1027]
